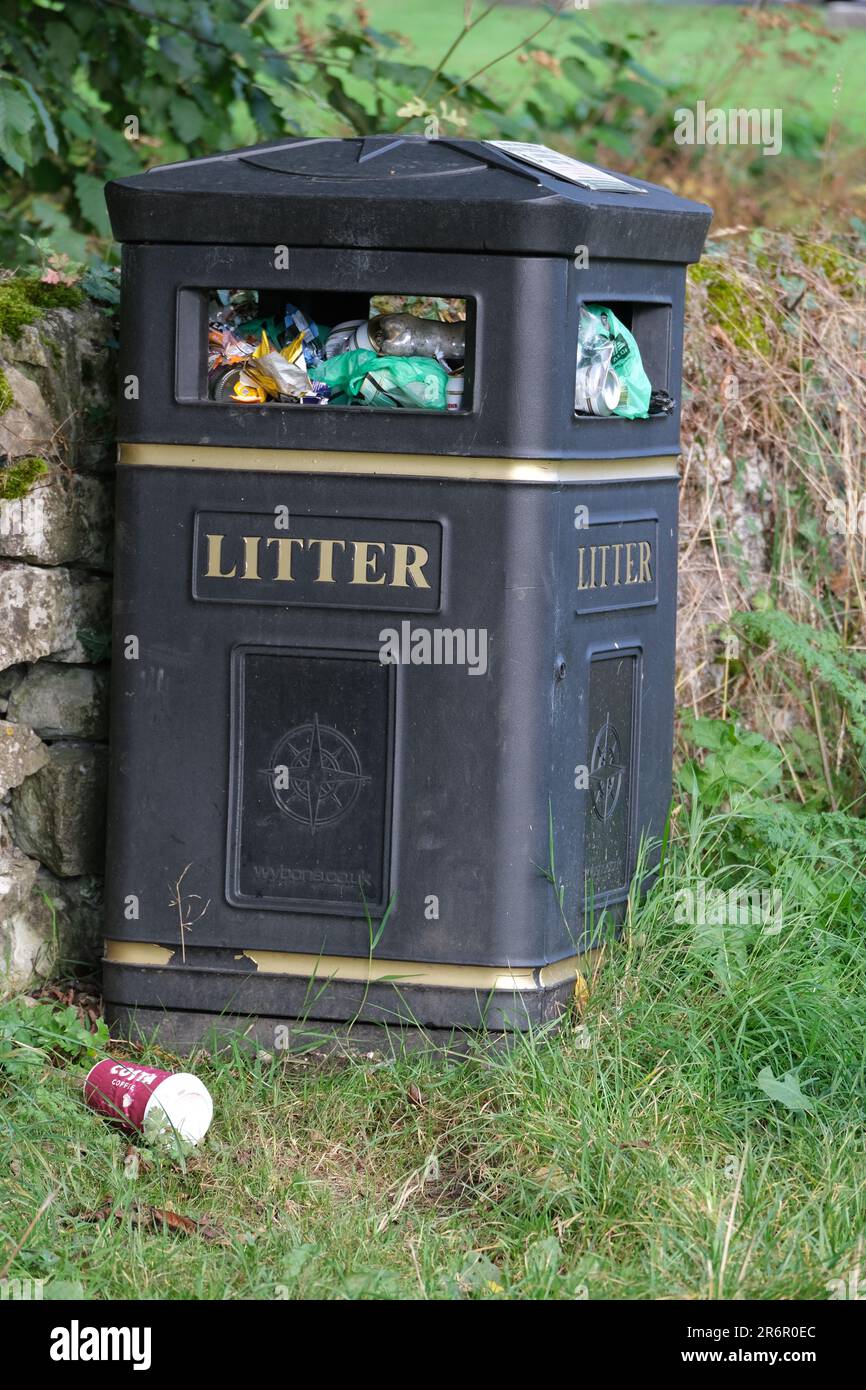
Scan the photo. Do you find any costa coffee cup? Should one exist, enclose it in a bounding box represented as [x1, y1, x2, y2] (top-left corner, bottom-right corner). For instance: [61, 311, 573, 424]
[84, 1058, 213, 1147]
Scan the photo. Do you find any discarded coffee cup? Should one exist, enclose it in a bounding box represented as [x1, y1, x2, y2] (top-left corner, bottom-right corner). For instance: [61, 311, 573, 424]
[84, 1058, 213, 1148]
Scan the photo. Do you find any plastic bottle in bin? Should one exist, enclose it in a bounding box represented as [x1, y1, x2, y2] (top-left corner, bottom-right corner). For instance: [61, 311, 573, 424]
[367, 313, 465, 362]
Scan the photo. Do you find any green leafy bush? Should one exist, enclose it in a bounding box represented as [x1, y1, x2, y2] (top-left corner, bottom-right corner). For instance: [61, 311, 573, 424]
[0, 1, 676, 263]
[0, 997, 108, 1081]
[679, 714, 783, 809]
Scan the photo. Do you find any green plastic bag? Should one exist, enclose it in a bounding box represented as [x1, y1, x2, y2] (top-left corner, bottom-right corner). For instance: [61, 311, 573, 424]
[309, 348, 374, 397]
[579, 305, 651, 419]
[310, 349, 447, 410]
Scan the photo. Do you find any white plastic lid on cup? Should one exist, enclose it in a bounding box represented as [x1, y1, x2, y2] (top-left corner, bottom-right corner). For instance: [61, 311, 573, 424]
[143, 1072, 213, 1147]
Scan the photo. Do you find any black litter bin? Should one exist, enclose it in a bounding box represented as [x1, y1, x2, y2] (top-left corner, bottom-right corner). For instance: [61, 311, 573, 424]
[102, 136, 711, 1048]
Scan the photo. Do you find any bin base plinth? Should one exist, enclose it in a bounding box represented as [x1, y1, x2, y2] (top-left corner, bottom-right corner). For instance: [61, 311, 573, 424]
[102, 945, 595, 1050]
[105, 1003, 572, 1059]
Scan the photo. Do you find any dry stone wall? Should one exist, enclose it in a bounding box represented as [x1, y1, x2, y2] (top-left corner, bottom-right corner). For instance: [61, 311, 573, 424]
[1, 294, 114, 995]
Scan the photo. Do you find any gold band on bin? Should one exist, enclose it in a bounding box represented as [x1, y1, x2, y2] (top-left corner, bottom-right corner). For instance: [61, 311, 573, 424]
[119, 443, 679, 485]
[104, 939, 590, 992]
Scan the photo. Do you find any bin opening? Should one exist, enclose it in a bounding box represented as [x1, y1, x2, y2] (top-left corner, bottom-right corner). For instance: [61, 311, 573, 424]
[574, 300, 672, 421]
[200, 289, 470, 412]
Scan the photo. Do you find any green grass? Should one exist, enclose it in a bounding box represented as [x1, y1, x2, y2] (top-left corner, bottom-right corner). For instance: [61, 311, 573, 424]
[294, 1, 866, 145]
[3, 803, 865, 1300]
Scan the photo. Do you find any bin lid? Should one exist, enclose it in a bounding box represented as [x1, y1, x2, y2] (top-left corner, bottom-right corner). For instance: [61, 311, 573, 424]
[106, 136, 711, 263]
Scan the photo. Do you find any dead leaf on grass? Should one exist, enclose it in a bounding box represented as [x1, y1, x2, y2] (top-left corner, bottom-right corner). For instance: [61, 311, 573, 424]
[147, 1207, 200, 1236]
[73, 1200, 118, 1224]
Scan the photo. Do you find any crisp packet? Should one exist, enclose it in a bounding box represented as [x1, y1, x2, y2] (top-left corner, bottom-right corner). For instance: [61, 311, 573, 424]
[243, 352, 311, 399]
[231, 372, 267, 403]
[284, 302, 326, 367]
[208, 325, 254, 373]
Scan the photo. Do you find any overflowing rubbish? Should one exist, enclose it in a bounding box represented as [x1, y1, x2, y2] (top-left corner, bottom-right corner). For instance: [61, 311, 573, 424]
[84, 1057, 214, 1148]
[207, 291, 667, 420]
[575, 304, 653, 419]
[206, 291, 466, 410]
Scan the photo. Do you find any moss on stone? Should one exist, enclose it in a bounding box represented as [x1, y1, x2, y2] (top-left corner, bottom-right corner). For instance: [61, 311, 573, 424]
[799, 240, 858, 295]
[0, 278, 84, 343]
[0, 456, 49, 501]
[689, 261, 775, 357]
[0, 366, 13, 416]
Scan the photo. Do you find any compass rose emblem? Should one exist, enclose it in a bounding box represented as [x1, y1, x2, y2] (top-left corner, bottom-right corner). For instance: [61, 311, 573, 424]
[266, 715, 369, 833]
[589, 716, 625, 822]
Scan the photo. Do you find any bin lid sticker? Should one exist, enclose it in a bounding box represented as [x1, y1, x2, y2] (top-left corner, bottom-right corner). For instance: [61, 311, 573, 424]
[487, 142, 645, 194]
